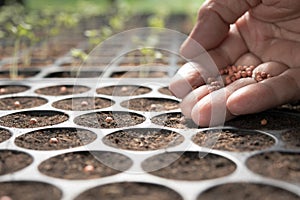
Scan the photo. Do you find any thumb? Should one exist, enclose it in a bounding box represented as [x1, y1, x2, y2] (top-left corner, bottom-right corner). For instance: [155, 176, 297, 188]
[181, 0, 261, 58]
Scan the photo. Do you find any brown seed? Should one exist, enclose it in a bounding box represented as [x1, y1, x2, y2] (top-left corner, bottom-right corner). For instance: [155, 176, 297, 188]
[49, 137, 59, 144]
[150, 104, 157, 110]
[230, 75, 236, 82]
[0, 88, 6, 94]
[260, 71, 267, 78]
[105, 116, 113, 123]
[81, 101, 89, 107]
[14, 101, 21, 107]
[235, 71, 241, 79]
[225, 76, 232, 85]
[59, 86, 67, 93]
[260, 119, 268, 126]
[232, 65, 237, 72]
[83, 165, 94, 172]
[267, 74, 272, 78]
[246, 70, 252, 77]
[121, 86, 128, 92]
[241, 71, 247, 78]
[29, 118, 38, 124]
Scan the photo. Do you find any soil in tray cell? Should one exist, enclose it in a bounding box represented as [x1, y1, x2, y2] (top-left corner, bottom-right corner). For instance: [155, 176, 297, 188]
[35, 85, 90, 96]
[0, 111, 69, 128]
[246, 151, 300, 183]
[0, 70, 40, 79]
[74, 111, 145, 129]
[38, 151, 132, 180]
[0, 85, 29, 95]
[151, 112, 198, 129]
[142, 151, 236, 180]
[103, 128, 184, 151]
[197, 183, 300, 200]
[52, 97, 114, 111]
[0, 128, 11, 143]
[281, 128, 300, 149]
[111, 71, 168, 78]
[121, 98, 179, 112]
[0, 97, 47, 110]
[96, 85, 151, 96]
[158, 86, 173, 96]
[44, 71, 102, 78]
[0, 181, 62, 200]
[74, 182, 183, 200]
[0, 150, 33, 176]
[225, 111, 300, 130]
[15, 128, 97, 151]
[192, 129, 275, 152]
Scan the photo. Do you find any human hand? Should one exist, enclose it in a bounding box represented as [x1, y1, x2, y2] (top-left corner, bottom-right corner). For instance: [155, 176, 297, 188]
[169, 0, 300, 126]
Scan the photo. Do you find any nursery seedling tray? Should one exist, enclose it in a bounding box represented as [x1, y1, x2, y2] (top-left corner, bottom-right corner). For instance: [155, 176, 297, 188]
[0, 30, 299, 200]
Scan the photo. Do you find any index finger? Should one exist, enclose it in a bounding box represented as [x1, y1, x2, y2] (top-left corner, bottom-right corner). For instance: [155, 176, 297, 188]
[181, 0, 261, 58]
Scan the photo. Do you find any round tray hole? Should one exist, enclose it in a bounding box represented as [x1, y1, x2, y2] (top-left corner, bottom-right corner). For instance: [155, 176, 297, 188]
[246, 151, 300, 183]
[0, 181, 62, 200]
[52, 97, 114, 111]
[142, 151, 236, 181]
[74, 111, 145, 129]
[0, 85, 29, 95]
[197, 182, 300, 200]
[121, 98, 179, 112]
[192, 129, 275, 152]
[35, 85, 90, 96]
[74, 182, 182, 200]
[15, 128, 97, 150]
[96, 85, 151, 96]
[0, 111, 69, 128]
[0, 150, 33, 176]
[38, 151, 132, 180]
[103, 128, 184, 151]
[0, 96, 47, 110]
[151, 112, 198, 129]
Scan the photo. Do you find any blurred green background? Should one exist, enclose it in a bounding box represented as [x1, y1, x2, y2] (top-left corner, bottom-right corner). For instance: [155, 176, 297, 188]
[25, 0, 204, 14]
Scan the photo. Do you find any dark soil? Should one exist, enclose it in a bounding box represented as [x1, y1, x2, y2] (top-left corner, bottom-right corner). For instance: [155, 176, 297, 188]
[35, 85, 90, 96]
[74, 182, 183, 200]
[111, 71, 168, 78]
[142, 151, 236, 180]
[96, 85, 151, 96]
[15, 128, 97, 150]
[0, 97, 47, 110]
[74, 111, 145, 129]
[158, 87, 173, 96]
[0, 181, 62, 200]
[276, 102, 300, 113]
[121, 98, 179, 112]
[0, 128, 11, 143]
[151, 112, 198, 129]
[52, 97, 114, 111]
[44, 71, 102, 78]
[0, 150, 33, 175]
[225, 112, 300, 130]
[0, 111, 69, 128]
[281, 128, 300, 149]
[0, 85, 29, 95]
[0, 70, 40, 79]
[38, 151, 132, 180]
[103, 128, 184, 151]
[197, 183, 300, 200]
[246, 151, 300, 183]
[192, 129, 275, 152]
